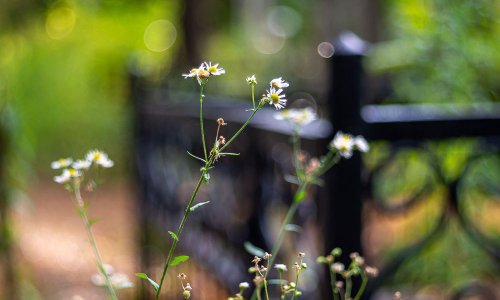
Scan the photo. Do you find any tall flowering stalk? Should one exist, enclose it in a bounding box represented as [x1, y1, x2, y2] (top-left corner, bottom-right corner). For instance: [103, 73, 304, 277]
[249, 108, 369, 299]
[52, 150, 131, 300]
[137, 62, 291, 299]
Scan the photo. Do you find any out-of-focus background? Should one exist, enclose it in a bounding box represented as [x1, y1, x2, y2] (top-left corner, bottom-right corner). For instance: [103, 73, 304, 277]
[0, 0, 499, 299]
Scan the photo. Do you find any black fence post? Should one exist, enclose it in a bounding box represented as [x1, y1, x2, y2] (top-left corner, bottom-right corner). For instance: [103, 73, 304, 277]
[325, 32, 367, 264]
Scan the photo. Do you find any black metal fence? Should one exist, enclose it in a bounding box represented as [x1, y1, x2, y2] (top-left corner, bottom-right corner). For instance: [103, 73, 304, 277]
[133, 33, 500, 299]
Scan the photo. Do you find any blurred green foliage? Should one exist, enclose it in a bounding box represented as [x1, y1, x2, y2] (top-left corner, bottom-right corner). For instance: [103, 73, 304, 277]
[0, 0, 181, 175]
[368, 0, 500, 103]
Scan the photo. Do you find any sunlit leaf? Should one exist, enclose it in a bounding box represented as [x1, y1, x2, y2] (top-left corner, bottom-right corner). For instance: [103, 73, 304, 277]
[168, 231, 178, 241]
[135, 273, 159, 292]
[169, 255, 189, 266]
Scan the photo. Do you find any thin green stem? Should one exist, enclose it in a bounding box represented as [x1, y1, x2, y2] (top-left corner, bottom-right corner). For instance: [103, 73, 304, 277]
[353, 273, 368, 300]
[291, 271, 301, 300]
[345, 276, 352, 300]
[331, 267, 339, 300]
[279, 270, 284, 299]
[251, 85, 255, 109]
[74, 184, 118, 300]
[220, 103, 262, 152]
[155, 174, 205, 299]
[263, 278, 270, 300]
[156, 98, 262, 298]
[199, 85, 208, 161]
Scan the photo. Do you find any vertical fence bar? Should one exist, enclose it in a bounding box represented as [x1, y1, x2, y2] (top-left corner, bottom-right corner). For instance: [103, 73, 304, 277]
[325, 32, 367, 263]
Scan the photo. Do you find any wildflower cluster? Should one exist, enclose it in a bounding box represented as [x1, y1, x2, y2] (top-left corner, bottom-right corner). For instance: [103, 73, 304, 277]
[249, 252, 273, 300]
[51, 150, 127, 300]
[329, 131, 369, 159]
[177, 273, 193, 299]
[52, 150, 113, 185]
[274, 107, 317, 127]
[182, 61, 225, 85]
[317, 248, 378, 300]
[264, 77, 289, 110]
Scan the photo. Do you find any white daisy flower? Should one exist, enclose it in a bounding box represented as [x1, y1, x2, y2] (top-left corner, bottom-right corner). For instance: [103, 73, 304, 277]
[182, 63, 210, 85]
[239, 282, 250, 289]
[86, 150, 114, 168]
[270, 77, 289, 89]
[204, 61, 225, 76]
[266, 88, 287, 110]
[54, 168, 82, 184]
[274, 264, 288, 272]
[51, 157, 73, 169]
[246, 75, 257, 86]
[354, 135, 369, 153]
[73, 159, 91, 170]
[330, 132, 355, 158]
[274, 107, 317, 126]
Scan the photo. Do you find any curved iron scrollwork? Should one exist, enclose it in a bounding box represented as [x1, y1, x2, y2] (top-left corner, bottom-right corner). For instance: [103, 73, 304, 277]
[364, 139, 500, 297]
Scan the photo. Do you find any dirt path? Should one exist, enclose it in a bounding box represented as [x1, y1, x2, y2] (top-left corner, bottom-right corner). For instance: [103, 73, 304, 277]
[12, 179, 139, 300]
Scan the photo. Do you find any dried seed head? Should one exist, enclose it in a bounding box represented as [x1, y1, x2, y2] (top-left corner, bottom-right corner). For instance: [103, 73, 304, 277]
[252, 256, 262, 265]
[217, 118, 227, 126]
[185, 283, 192, 291]
[263, 252, 272, 260]
[178, 273, 187, 280]
[393, 291, 402, 300]
[298, 252, 306, 258]
[218, 136, 226, 145]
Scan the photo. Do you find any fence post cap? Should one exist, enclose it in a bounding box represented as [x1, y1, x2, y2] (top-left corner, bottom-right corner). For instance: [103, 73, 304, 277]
[334, 31, 369, 56]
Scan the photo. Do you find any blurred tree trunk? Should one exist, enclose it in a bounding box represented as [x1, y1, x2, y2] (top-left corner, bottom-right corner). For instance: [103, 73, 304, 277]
[0, 116, 18, 300]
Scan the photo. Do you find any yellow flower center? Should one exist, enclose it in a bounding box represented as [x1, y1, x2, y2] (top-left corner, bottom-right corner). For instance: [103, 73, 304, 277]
[271, 93, 280, 104]
[69, 169, 77, 176]
[208, 66, 217, 73]
[198, 69, 210, 78]
[93, 153, 101, 160]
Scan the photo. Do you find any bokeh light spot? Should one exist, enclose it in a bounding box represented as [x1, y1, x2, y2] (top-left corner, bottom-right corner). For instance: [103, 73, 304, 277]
[46, 7, 76, 40]
[144, 19, 177, 53]
[266, 6, 302, 38]
[251, 32, 285, 55]
[317, 42, 335, 58]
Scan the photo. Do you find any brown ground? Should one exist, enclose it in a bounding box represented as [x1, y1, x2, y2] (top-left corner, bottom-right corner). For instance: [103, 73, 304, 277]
[11, 179, 139, 300]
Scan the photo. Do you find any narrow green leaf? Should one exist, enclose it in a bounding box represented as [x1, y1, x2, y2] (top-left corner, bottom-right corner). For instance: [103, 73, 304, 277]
[187, 151, 206, 163]
[135, 273, 159, 292]
[244, 241, 265, 257]
[219, 152, 240, 157]
[169, 255, 190, 266]
[168, 231, 178, 241]
[284, 174, 300, 185]
[190, 201, 210, 212]
[284, 224, 302, 233]
[268, 279, 289, 285]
